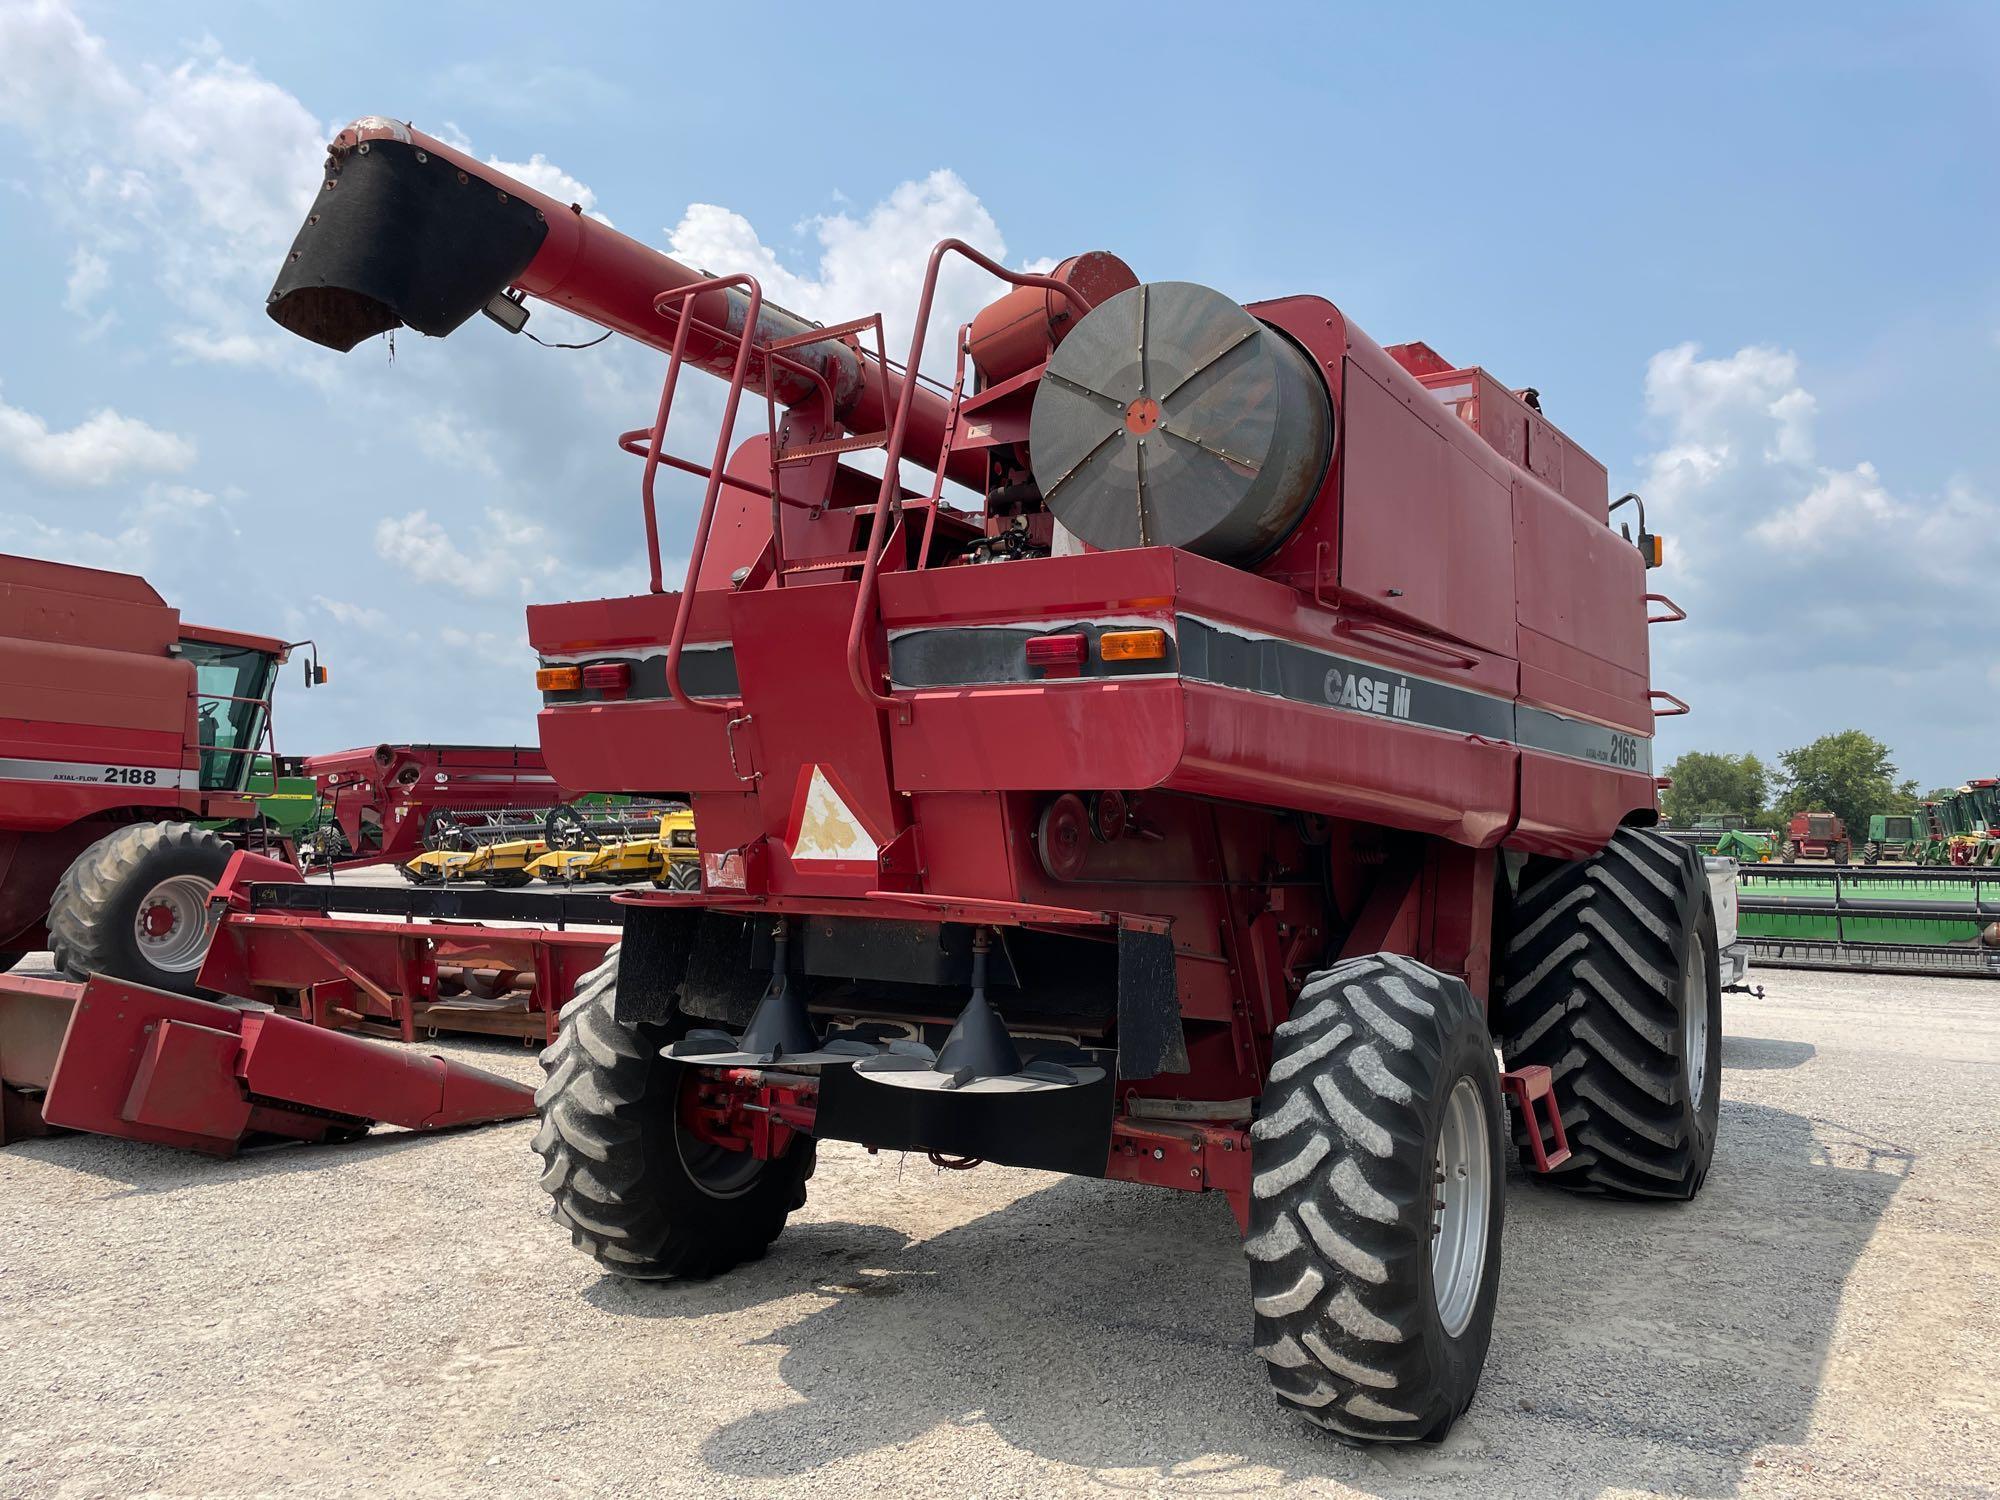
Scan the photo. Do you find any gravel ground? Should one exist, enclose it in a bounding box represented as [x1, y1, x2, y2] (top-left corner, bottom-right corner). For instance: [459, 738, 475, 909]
[1, 957, 1994, 1499]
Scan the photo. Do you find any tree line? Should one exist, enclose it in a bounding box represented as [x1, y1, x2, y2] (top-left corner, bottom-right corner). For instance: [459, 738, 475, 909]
[1660, 730, 1946, 835]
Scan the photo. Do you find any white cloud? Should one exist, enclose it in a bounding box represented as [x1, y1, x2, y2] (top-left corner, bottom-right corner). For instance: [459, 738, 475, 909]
[666, 169, 1006, 376]
[0, 385, 195, 485]
[373, 507, 559, 600]
[0, 482, 221, 573]
[485, 152, 611, 226]
[310, 594, 388, 631]
[1642, 341, 2000, 786]
[1752, 459, 1903, 547]
[64, 245, 109, 312]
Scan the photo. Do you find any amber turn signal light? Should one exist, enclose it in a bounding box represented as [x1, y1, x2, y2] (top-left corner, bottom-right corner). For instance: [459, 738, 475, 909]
[1098, 628, 1167, 662]
[536, 665, 582, 692]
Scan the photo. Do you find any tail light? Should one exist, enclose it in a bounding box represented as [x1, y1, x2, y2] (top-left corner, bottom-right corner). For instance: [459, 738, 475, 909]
[581, 662, 631, 694]
[1025, 632, 1088, 677]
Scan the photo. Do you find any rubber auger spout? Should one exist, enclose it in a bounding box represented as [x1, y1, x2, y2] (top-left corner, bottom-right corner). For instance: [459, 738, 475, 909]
[267, 121, 549, 351]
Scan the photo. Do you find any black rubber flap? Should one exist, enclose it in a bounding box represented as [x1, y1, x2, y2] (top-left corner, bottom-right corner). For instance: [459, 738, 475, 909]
[267, 139, 550, 350]
[1117, 927, 1188, 1077]
[614, 906, 699, 1027]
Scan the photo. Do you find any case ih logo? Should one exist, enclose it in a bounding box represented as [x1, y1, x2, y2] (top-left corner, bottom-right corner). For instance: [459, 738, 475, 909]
[1323, 667, 1413, 720]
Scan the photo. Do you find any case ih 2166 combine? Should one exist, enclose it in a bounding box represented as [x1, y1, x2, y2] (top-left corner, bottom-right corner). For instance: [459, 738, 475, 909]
[252, 118, 1717, 1442]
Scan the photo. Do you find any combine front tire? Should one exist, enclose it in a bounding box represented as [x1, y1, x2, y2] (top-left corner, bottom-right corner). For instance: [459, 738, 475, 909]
[1498, 827, 1721, 1198]
[1781, 839, 1799, 863]
[47, 823, 234, 995]
[1863, 841, 1881, 865]
[1247, 954, 1505, 1443]
[533, 948, 814, 1279]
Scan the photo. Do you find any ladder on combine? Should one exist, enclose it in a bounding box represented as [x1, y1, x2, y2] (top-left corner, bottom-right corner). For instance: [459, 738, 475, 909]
[617, 245, 1095, 715]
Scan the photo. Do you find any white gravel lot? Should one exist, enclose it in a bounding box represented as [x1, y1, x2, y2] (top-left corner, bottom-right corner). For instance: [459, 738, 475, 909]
[1, 956, 1994, 1500]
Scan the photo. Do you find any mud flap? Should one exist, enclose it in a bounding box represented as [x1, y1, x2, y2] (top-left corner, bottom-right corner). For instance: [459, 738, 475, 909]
[1117, 927, 1187, 1078]
[612, 905, 702, 1027]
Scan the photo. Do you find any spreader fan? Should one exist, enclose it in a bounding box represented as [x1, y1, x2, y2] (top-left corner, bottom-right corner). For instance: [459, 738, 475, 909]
[662, 919, 880, 1069]
[851, 930, 1106, 1094]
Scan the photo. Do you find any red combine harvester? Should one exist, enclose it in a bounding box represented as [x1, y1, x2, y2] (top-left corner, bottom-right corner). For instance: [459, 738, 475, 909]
[300, 742, 566, 867]
[0, 556, 535, 1150]
[248, 118, 1715, 1442]
[1781, 810, 1850, 865]
[0, 552, 319, 989]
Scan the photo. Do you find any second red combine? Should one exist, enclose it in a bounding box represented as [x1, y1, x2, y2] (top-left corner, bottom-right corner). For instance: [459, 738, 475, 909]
[258, 117, 1714, 1444]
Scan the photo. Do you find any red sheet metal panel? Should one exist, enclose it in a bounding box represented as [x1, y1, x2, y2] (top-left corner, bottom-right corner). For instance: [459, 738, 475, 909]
[1335, 361, 1518, 657]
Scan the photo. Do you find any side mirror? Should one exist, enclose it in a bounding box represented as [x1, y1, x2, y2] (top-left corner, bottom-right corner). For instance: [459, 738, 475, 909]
[288, 639, 329, 688]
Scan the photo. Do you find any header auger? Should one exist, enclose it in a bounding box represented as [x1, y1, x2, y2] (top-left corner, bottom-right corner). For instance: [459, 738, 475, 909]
[259, 118, 1719, 1443]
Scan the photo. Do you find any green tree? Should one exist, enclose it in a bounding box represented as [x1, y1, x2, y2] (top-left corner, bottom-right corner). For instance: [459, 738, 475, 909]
[1773, 730, 1910, 835]
[1661, 751, 1769, 827]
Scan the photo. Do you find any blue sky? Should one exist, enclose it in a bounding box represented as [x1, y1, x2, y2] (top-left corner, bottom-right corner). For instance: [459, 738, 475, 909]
[1, 1, 1995, 790]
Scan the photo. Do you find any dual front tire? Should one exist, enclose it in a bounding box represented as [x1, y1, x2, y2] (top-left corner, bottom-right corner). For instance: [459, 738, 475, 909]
[1248, 827, 1721, 1442]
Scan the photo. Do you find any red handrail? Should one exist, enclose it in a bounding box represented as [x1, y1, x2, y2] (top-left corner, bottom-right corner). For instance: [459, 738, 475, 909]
[844, 240, 1099, 710]
[1644, 592, 1687, 625]
[1648, 689, 1691, 718]
[650, 274, 765, 715]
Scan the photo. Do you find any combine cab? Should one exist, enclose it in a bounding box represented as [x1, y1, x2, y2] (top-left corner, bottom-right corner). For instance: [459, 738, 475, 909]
[246, 119, 1724, 1442]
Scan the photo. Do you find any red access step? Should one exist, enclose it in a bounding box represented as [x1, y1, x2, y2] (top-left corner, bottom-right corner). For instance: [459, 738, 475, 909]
[1500, 1063, 1573, 1171]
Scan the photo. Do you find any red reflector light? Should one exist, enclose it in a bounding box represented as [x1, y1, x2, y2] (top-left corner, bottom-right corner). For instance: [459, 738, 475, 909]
[1025, 632, 1088, 675]
[581, 662, 631, 692]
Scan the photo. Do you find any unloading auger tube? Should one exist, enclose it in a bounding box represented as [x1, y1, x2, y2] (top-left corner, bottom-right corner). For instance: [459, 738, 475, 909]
[265, 117, 981, 488]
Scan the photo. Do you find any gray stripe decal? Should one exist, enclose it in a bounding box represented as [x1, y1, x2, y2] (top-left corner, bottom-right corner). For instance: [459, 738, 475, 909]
[1175, 618, 1516, 740]
[888, 613, 1650, 773]
[0, 756, 199, 790]
[540, 645, 739, 705]
[1514, 706, 1651, 773]
[890, 622, 1178, 688]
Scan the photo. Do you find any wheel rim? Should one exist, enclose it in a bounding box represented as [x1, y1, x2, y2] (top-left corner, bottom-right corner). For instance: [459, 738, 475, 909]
[1431, 1076, 1492, 1338]
[1683, 926, 1712, 1107]
[132, 874, 217, 973]
[674, 1073, 768, 1199]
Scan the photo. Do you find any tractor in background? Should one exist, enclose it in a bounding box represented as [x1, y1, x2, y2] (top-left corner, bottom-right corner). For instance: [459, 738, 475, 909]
[1862, 813, 1920, 864]
[1782, 810, 1850, 864]
[0, 553, 322, 991]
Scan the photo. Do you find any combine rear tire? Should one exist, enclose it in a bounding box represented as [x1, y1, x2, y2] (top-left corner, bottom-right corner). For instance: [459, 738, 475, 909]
[533, 947, 814, 1279]
[47, 823, 233, 995]
[1248, 954, 1505, 1443]
[1498, 827, 1721, 1198]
